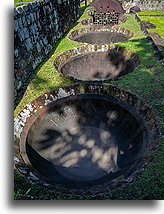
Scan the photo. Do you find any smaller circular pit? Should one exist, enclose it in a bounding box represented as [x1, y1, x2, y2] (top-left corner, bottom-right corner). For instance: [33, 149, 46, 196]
[69, 27, 133, 45]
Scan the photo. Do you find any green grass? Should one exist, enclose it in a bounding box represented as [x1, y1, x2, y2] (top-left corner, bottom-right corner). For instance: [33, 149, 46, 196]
[14, 0, 36, 7]
[14, 6, 163, 200]
[137, 10, 163, 36]
[139, 16, 163, 36]
[14, 0, 34, 3]
[138, 10, 163, 15]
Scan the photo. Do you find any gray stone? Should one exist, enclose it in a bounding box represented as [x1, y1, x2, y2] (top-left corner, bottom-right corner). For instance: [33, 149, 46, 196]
[25, 38, 33, 51]
[26, 15, 31, 25]
[30, 24, 36, 34]
[36, 11, 40, 19]
[22, 5, 28, 12]
[45, 0, 50, 4]
[45, 47, 49, 55]
[17, 81, 22, 90]
[57, 0, 62, 4]
[16, 6, 24, 15]
[31, 2, 37, 9]
[26, 4, 32, 11]
[30, 13, 35, 23]
[122, 0, 163, 11]
[14, 49, 19, 58]
[40, 39, 44, 48]
[14, 19, 19, 32]
[14, 9, 18, 17]
[32, 61, 37, 70]
[18, 58, 28, 69]
[17, 29, 25, 41]
[43, 38, 48, 45]
[22, 16, 26, 26]
[36, 42, 41, 52]
[37, 22, 42, 31]
[33, 13, 37, 20]
[23, 28, 29, 39]
[18, 18, 23, 28]
[160, 98, 164, 106]
[33, 23, 38, 32]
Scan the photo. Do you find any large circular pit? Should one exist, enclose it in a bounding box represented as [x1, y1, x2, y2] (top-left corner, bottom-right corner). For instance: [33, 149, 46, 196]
[69, 27, 133, 45]
[14, 83, 160, 196]
[26, 94, 145, 185]
[54, 45, 139, 81]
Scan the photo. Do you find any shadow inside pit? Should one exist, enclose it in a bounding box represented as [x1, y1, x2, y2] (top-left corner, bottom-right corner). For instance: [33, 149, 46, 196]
[60, 47, 137, 81]
[72, 31, 131, 45]
[25, 94, 146, 190]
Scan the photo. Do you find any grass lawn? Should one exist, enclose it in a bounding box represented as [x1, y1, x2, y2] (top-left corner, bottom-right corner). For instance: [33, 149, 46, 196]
[138, 10, 163, 36]
[138, 10, 164, 15]
[14, 0, 35, 7]
[14, 0, 34, 3]
[14, 4, 164, 200]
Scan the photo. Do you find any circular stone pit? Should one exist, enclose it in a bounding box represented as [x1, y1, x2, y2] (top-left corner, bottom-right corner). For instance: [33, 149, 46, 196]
[14, 83, 161, 196]
[69, 27, 133, 45]
[54, 45, 139, 81]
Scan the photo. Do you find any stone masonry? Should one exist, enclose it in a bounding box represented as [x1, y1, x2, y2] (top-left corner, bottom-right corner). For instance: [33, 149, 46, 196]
[121, 0, 163, 13]
[14, 0, 80, 100]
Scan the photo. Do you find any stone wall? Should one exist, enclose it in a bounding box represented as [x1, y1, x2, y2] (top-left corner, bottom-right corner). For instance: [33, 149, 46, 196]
[122, 0, 163, 12]
[14, 0, 80, 100]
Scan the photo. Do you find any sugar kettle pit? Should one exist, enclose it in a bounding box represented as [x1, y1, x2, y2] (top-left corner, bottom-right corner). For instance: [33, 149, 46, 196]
[54, 45, 139, 81]
[69, 27, 133, 45]
[14, 83, 160, 196]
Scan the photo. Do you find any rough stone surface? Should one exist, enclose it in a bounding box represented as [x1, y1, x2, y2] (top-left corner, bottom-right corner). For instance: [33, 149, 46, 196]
[14, 0, 80, 100]
[129, 6, 141, 13]
[122, 0, 163, 13]
[141, 21, 156, 29]
[160, 98, 164, 106]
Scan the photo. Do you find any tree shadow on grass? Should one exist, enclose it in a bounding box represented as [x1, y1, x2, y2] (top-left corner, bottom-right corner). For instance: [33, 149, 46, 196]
[114, 37, 163, 113]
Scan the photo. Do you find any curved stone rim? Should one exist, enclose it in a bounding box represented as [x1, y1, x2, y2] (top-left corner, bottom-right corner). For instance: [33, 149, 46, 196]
[54, 44, 139, 82]
[69, 26, 134, 45]
[14, 83, 161, 197]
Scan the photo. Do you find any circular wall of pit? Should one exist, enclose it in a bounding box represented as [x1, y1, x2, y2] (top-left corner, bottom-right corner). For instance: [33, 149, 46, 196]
[69, 27, 133, 45]
[54, 45, 139, 81]
[14, 83, 161, 197]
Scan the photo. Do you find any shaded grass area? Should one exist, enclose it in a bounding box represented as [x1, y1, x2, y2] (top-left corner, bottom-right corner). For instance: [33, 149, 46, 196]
[14, 5, 163, 200]
[138, 11, 164, 37]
